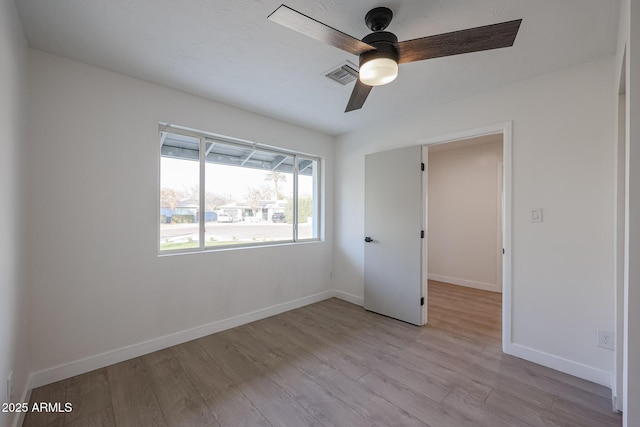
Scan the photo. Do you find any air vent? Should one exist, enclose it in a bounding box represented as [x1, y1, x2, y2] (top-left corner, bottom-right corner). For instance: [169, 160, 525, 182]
[325, 62, 358, 85]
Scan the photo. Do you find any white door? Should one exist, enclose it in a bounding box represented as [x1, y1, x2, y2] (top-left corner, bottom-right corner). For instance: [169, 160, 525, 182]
[364, 145, 424, 325]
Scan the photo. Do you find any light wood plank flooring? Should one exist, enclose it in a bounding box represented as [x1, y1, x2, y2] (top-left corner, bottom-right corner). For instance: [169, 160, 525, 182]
[23, 281, 622, 426]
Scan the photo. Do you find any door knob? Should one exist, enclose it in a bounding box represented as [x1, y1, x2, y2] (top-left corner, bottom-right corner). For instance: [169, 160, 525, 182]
[364, 237, 373, 243]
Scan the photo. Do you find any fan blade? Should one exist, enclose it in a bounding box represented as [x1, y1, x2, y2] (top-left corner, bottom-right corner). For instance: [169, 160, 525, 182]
[397, 19, 522, 64]
[268, 5, 375, 56]
[345, 79, 373, 112]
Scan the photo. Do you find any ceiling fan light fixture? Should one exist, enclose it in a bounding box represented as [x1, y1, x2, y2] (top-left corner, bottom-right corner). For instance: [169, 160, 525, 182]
[359, 31, 400, 87]
[359, 56, 398, 86]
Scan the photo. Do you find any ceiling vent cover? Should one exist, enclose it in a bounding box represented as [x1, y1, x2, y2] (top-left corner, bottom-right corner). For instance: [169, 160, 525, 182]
[325, 62, 358, 85]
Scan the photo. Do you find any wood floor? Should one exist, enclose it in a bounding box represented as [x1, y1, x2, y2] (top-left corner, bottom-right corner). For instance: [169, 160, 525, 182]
[23, 281, 622, 427]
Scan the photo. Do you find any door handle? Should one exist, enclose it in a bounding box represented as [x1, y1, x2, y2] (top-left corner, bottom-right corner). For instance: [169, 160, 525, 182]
[364, 237, 373, 243]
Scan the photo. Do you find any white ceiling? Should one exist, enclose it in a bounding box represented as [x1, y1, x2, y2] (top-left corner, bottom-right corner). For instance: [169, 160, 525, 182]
[15, 0, 620, 136]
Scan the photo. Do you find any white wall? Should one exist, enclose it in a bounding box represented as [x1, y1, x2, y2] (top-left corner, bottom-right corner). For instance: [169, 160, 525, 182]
[334, 56, 616, 385]
[0, 0, 29, 426]
[428, 140, 503, 292]
[24, 50, 334, 383]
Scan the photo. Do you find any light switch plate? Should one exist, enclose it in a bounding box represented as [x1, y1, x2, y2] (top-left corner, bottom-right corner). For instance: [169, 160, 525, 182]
[530, 208, 543, 223]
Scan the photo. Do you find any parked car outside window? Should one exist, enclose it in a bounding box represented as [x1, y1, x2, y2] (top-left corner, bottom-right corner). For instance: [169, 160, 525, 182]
[272, 212, 285, 223]
[217, 213, 233, 223]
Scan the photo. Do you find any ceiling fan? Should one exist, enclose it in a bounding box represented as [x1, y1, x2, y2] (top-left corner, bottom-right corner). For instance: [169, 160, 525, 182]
[268, 5, 522, 112]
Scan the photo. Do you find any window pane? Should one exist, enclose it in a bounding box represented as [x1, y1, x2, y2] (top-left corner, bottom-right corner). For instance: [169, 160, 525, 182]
[159, 132, 200, 251]
[204, 143, 294, 247]
[298, 158, 318, 240]
[159, 126, 322, 253]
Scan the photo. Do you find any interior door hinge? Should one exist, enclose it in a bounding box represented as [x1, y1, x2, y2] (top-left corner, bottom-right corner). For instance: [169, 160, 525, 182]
[503, 248, 505, 254]
[421, 230, 424, 238]
[420, 297, 425, 306]
[421, 162, 425, 171]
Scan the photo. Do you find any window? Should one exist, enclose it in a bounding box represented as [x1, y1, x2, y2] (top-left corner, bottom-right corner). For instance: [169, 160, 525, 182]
[159, 124, 321, 253]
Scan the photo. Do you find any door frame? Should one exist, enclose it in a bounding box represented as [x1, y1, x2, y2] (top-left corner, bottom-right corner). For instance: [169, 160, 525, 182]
[613, 48, 626, 412]
[418, 122, 513, 352]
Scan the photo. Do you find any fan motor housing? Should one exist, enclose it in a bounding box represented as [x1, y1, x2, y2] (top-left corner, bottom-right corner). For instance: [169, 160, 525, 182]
[360, 31, 399, 66]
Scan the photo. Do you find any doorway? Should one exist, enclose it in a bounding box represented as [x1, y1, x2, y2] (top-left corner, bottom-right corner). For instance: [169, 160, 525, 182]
[420, 123, 512, 350]
[425, 135, 504, 345]
[362, 123, 512, 339]
[427, 136, 503, 291]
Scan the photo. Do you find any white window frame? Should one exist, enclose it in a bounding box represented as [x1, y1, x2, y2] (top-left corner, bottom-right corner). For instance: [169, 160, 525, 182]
[158, 123, 322, 254]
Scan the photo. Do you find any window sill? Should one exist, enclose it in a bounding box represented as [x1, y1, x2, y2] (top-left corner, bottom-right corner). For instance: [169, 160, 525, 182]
[158, 238, 323, 257]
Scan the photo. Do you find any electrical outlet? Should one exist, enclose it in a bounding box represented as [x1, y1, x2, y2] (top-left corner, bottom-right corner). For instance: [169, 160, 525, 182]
[597, 329, 615, 351]
[6, 371, 13, 401]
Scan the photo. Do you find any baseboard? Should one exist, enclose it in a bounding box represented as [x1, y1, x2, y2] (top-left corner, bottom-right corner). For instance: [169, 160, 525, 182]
[428, 274, 501, 293]
[612, 395, 622, 412]
[333, 290, 364, 306]
[11, 383, 31, 427]
[504, 342, 613, 388]
[29, 290, 333, 389]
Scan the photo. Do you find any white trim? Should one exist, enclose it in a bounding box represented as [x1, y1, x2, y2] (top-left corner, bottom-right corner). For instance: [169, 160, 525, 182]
[28, 290, 333, 389]
[418, 122, 513, 353]
[293, 154, 299, 241]
[502, 123, 514, 352]
[334, 290, 364, 306]
[613, 47, 627, 413]
[198, 135, 205, 249]
[427, 274, 500, 293]
[496, 162, 504, 294]
[418, 123, 512, 146]
[505, 343, 613, 388]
